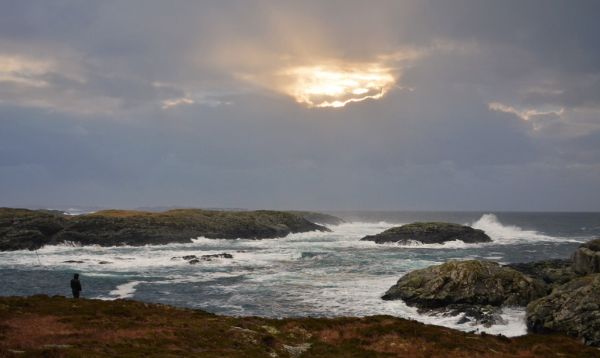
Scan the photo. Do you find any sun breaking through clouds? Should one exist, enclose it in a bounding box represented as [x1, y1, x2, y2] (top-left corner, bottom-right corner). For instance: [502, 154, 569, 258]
[282, 64, 396, 108]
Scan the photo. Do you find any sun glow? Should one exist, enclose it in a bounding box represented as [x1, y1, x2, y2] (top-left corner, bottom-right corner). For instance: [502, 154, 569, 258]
[284, 65, 395, 108]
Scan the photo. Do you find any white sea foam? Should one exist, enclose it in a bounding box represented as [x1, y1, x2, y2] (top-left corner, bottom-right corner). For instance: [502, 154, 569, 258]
[109, 281, 141, 298]
[470, 214, 577, 244]
[95, 281, 143, 300]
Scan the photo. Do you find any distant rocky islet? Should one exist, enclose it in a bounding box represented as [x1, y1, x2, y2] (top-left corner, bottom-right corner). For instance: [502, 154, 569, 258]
[361, 222, 492, 245]
[0, 208, 339, 251]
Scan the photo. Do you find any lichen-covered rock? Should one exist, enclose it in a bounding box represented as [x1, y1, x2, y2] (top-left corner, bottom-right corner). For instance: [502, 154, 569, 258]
[382, 260, 547, 307]
[506, 259, 577, 288]
[527, 274, 600, 346]
[361, 222, 492, 244]
[572, 239, 600, 275]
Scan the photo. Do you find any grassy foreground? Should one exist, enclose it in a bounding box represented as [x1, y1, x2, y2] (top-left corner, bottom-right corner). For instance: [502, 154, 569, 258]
[0, 296, 599, 357]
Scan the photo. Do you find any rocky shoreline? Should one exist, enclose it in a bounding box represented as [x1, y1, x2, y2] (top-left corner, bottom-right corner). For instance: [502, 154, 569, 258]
[382, 238, 600, 346]
[0, 208, 337, 251]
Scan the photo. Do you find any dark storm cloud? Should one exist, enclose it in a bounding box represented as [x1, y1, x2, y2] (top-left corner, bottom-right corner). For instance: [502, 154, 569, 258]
[0, 1, 599, 210]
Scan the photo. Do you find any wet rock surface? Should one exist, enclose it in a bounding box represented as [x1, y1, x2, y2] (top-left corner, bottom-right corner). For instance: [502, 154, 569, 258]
[425, 304, 506, 328]
[361, 222, 492, 244]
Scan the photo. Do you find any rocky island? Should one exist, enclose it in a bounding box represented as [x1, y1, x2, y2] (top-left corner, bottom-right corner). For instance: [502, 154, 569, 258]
[0, 208, 337, 251]
[361, 222, 492, 244]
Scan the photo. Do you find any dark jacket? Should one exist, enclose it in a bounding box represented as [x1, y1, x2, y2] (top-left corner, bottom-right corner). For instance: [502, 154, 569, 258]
[70, 278, 82, 292]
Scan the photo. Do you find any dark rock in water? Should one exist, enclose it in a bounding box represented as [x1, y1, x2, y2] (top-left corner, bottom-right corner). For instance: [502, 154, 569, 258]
[382, 260, 547, 307]
[427, 304, 505, 328]
[175, 253, 234, 264]
[506, 259, 576, 288]
[572, 239, 600, 275]
[527, 273, 600, 346]
[98, 261, 112, 265]
[0, 207, 330, 251]
[63, 260, 85, 264]
[201, 253, 233, 260]
[361, 222, 492, 245]
[300, 252, 327, 260]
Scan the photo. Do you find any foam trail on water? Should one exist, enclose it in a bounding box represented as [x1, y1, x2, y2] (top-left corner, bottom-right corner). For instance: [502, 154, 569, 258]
[105, 281, 142, 299]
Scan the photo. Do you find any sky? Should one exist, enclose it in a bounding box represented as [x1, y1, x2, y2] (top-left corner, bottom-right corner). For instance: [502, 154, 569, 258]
[1, 0, 600, 211]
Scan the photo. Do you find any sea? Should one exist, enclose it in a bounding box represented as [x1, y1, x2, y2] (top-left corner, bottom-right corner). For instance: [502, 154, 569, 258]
[1, 211, 599, 337]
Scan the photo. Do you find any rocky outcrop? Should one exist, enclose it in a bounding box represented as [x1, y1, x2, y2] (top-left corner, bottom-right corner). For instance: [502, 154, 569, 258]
[361, 222, 492, 245]
[288, 211, 345, 226]
[506, 259, 577, 288]
[0, 208, 330, 251]
[382, 260, 547, 307]
[0, 208, 66, 251]
[172, 253, 234, 264]
[572, 238, 600, 275]
[527, 274, 600, 346]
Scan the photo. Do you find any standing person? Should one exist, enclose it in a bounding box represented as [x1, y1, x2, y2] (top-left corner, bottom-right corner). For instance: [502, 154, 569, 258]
[70, 273, 82, 298]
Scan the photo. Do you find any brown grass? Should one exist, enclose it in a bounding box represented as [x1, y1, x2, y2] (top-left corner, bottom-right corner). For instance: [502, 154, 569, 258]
[0, 296, 599, 357]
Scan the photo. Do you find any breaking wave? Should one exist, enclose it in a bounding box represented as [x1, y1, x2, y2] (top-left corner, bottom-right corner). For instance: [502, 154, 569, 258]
[470, 214, 570, 244]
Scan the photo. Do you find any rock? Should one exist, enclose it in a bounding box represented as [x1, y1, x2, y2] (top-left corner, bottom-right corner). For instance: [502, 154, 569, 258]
[283, 343, 312, 358]
[506, 259, 577, 288]
[63, 260, 85, 264]
[173, 253, 234, 264]
[98, 261, 112, 265]
[0, 208, 65, 251]
[382, 260, 547, 307]
[527, 274, 600, 346]
[572, 239, 600, 275]
[200, 253, 233, 260]
[287, 211, 345, 226]
[427, 304, 505, 328]
[0, 207, 331, 251]
[361, 222, 492, 245]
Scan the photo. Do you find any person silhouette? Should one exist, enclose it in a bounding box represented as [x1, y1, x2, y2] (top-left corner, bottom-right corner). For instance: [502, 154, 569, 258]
[70, 273, 82, 298]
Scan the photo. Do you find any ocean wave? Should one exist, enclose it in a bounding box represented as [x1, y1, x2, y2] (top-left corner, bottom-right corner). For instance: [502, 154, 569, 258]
[470, 214, 579, 244]
[95, 281, 143, 300]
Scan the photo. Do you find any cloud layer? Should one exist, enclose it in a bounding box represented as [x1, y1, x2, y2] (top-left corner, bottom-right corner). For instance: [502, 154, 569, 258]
[1, 0, 599, 210]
